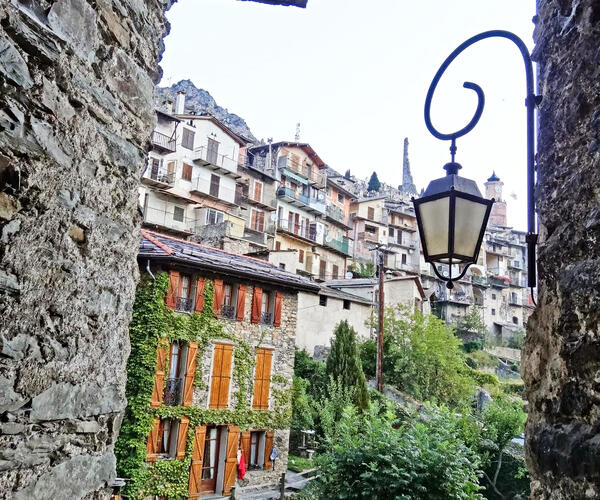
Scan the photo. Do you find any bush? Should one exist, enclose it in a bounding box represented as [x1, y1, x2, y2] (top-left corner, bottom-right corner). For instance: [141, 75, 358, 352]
[501, 380, 525, 397]
[467, 350, 499, 370]
[288, 454, 314, 473]
[294, 349, 327, 398]
[300, 404, 483, 500]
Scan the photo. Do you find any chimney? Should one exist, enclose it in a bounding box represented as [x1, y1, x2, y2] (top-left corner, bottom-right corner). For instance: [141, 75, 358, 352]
[174, 91, 186, 115]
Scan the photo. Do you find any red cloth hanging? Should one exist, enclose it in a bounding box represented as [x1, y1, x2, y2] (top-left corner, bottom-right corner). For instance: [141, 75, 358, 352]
[238, 449, 247, 480]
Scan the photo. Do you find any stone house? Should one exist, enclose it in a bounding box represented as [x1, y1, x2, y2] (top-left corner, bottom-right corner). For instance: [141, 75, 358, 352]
[116, 230, 318, 498]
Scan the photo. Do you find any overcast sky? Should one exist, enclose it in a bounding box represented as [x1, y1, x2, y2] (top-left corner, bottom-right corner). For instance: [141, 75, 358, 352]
[161, 0, 537, 231]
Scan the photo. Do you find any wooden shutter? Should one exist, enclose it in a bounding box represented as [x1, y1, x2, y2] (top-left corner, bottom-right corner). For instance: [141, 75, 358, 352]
[253, 348, 273, 410]
[213, 279, 224, 315]
[146, 417, 161, 462]
[188, 425, 206, 499]
[273, 292, 283, 327]
[182, 163, 193, 181]
[254, 181, 262, 201]
[182, 341, 198, 406]
[258, 211, 265, 232]
[194, 277, 206, 313]
[367, 206, 374, 220]
[250, 209, 258, 230]
[251, 286, 262, 324]
[150, 338, 168, 408]
[166, 271, 179, 309]
[264, 430, 274, 470]
[236, 284, 246, 321]
[176, 417, 190, 459]
[223, 425, 240, 495]
[241, 431, 251, 466]
[209, 344, 233, 409]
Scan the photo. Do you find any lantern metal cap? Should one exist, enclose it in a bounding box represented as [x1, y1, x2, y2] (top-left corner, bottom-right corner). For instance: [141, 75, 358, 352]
[422, 171, 484, 199]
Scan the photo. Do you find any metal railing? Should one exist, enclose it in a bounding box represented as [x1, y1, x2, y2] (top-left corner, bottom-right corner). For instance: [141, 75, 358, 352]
[192, 145, 238, 172]
[175, 297, 194, 313]
[325, 235, 350, 255]
[238, 153, 277, 176]
[145, 166, 175, 186]
[190, 177, 237, 204]
[472, 275, 488, 286]
[261, 312, 273, 325]
[277, 219, 317, 242]
[277, 187, 326, 213]
[142, 205, 196, 234]
[278, 157, 326, 187]
[220, 304, 236, 319]
[152, 130, 176, 152]
[163, 378, 183, 406]
[326, 204, 351, 226]
[358, 231, 379, 243]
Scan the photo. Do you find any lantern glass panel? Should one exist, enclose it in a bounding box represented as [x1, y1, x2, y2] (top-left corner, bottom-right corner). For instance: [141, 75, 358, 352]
[454, 197, 488, 259]
[419, 197, 449, 256]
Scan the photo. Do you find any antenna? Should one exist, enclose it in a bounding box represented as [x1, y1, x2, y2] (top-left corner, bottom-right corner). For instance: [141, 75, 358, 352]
[295, 123, 301, 142]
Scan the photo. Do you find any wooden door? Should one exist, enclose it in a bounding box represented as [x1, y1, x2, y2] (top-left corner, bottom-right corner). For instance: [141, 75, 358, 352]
[199, 426, 221, 494]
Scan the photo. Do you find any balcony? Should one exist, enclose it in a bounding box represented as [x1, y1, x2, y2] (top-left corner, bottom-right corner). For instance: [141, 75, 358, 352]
[189, 178, 238, 207]
[489, 276, 511, 288]
[220, 304, 236, 319]
[163, 378, 183, 406]
[358, 231, 379, 243]
[238, 154, 277, 178]
[142, 206, 195, 236]
[472, 275, 489, 287]
[437, 292, 472, 305]
[151, 130, 176, 152]
[279, 157, 326, 188]
[192, 146, 240, 178]
[326, 204, 352, 228]
[277, 187, 326, 215]
[245, 192, 278, 211]
[142, 166, 175, 188]
[324, 235, 350, 255]
[388, 236, 417, 249]
[277, 219, 316, 242]
[508, 260, 523, 270]
[175, 297, 194, 313]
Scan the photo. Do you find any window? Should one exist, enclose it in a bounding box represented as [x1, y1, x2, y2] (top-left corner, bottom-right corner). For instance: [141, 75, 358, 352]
[492, 293, 497, 300]
[299, 249, 304, 263]
[209, 343, 233, 409]
[275, 241, 281, 251]
[164, 342, 186, 406]
[367, 207, 375, 220]
[401, 254, 407, 265]
[252, 348, 273, 410]
[319, 260, 326, 280]
[181, 163, 193, 181]
[156, 419, 178, 457]
[389, 227, 394, 237]
[319, 295, 327, 307]
[261, 290, 271, 323]
[491, 308, 496, 316]
[250, 208, 265, 232]
[365, 225, 376, 234]
[332, 264, 339, 280]
[512, 316, 519, 324]
[253, 180, 263, 202]
[209, 174, 220, 198]
[249, 431, 264, 468]
[173, 206, 185, 223]
[343, 300, 350, 310]
[337, 193, 344, 203]
[278, 263, 285, 270]
[221, 283, 234, 318]
[206, 137, 219, 164]
[175, 274, 192, 312]
[182, 128, 195, 150]
[206, 208, 224, 225]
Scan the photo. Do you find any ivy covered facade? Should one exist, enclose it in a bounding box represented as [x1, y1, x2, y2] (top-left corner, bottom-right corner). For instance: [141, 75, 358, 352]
[115, 230, 318, 499]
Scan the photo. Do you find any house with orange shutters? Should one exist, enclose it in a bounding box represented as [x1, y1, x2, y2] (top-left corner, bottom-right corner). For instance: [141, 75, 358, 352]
[116, 230, 318, 499]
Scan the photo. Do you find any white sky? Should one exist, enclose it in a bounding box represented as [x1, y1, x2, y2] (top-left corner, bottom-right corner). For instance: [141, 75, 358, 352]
[160, 0, 537, 231]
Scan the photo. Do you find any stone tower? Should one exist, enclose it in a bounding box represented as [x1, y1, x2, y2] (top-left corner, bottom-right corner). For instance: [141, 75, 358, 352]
[400, 138, 417, 196]
[484, 171, 507, 226]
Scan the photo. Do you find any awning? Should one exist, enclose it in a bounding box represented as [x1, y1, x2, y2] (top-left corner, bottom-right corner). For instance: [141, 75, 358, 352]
[282, 168, 308, 185]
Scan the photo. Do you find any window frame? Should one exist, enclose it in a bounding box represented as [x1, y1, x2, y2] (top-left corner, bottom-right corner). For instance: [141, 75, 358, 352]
[182, 128, 195, 150]
[319, 295, 327, 307]
[173, 206, 185, 223]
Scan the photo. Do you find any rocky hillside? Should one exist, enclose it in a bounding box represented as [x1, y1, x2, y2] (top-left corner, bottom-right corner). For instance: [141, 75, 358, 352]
[155, 79, 256, 142]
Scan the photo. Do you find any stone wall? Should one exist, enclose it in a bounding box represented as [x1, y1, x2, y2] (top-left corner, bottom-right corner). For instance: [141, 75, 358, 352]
[523, 1, 600, 497]
[0, 1, 169, 498]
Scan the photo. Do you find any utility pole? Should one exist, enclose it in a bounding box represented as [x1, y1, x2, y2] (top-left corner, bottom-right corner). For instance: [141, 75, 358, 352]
[377, 250, 385, 392]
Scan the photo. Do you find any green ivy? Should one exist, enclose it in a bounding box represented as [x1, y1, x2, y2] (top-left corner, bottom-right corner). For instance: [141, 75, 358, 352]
[115, 273, 291, 499]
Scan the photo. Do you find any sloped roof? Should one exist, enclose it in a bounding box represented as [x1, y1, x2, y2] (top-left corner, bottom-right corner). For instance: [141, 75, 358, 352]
[250, 141, 326, 169]
[175, 114, 250, 145]
[139, 230, 319, 292]
[324, 276, 426, 300]
[319, 286, 372, 305]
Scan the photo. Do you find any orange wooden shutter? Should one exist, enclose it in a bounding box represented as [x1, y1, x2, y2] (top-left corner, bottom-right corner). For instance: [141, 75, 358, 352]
[251, 287, 262, 324]
[236, 284, 246, 321]
[251, 209, 257, 230]
[254, 181, 262, 201]
[273, 291, 283, 327]
[258, 211, 265, 232]
[166, 271, 179, 309]
[176, 417, 190, 459]
[213, 279, 224, 315]
[146, 417, 161, 462]
[209, 344, 233, 409]
[261, 349, 273, 409]
[253, 348, 273, 410]
[188, 425, 206, 499]
[182, 341, 198, 406]
[150, 338, 168, 408]
[223, 425, 240, 495]
[194, 277, 206, 313]
[264, 430, 274, 469]
[241, 431, 251, 465]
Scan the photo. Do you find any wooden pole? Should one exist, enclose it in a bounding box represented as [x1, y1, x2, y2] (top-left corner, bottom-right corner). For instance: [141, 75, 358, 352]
[377, 251, 385, 392]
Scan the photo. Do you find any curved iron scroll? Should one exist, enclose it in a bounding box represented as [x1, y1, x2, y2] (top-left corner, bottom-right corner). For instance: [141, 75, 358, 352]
[424, 30, 538, 289]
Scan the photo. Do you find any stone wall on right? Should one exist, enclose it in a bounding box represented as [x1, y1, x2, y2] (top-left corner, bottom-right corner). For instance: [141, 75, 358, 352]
[523, 1, 600, 498]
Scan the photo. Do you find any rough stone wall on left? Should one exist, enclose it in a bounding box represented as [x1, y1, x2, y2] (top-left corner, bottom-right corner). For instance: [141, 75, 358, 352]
[0, 1, 170, 498]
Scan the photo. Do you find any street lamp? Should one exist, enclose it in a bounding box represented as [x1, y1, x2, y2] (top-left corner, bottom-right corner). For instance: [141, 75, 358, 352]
[413, 30, 539, 291]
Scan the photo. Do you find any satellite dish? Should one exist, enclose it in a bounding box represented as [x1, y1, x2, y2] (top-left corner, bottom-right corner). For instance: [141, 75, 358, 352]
[325, 235, 332, 243]
[345, 272, 353, 279]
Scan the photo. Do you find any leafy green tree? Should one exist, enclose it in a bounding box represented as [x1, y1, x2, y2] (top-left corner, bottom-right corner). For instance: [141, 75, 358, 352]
[349, 261, 375, 278]
[367, 171, 381, 192]
[507, 329, 526, 350]
[300, 404, 483, 500]
[294, 349, 327, 398]
[379, 307, 476, 409]
[312, 377, 355, 445]
[291, 376, 314, 431]
[326, 321, 369, 410]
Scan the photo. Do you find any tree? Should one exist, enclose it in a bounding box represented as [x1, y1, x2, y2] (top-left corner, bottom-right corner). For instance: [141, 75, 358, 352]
[456, 307, 488, 352]
[344, 169, 351, 179]
[326, 321, 369, 410]
[367, 171, 381, 192]
[294, 349, 327, 398]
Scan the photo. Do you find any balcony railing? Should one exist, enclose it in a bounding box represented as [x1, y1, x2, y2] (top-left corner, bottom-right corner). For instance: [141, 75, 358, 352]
[472, 275, 488, 286]
[489, 276, 511, 288]
[358, 231, 379, 243]
[152, 130, 176, 152]
[238, 154, 277, 176]
[261, 312, 273, 325]
[144, 167, 175, 187]
[326, 204, 351, 227]
[142, 206, 195, 235]
[277, 219, 316, 242]
[220, 304, 236, 319]
[277, 187, 326, 214]
[278, 157, 326, 187]
[193, 146, 238, 172]
[163, 378, 183, 406]
[175, 297, 194, 313]
[325, 235, 350, 255]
